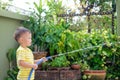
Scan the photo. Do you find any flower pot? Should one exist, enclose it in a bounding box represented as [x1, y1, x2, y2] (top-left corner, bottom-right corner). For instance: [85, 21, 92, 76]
[84, 70, 106, 80]
[33, 51, 47, 60]
[33, 51, 47, 70]
[71, 64, 80, 70]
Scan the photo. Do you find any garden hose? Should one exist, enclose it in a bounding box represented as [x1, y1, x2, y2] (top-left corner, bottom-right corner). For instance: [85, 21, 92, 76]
[28, 42, 120, 80]
[28, 56, 52, 80]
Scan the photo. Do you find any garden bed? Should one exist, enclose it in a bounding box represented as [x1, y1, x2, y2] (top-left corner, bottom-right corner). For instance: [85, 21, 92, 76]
[35, 69, 81, 80]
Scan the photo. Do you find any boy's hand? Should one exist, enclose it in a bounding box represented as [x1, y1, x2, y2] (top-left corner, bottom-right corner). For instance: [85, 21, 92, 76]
[32, 64, 38, 70]
[42, 57, 47, 62]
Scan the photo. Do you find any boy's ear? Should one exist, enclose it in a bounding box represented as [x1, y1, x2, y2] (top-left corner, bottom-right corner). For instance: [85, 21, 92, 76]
[18, 37, 23, 43]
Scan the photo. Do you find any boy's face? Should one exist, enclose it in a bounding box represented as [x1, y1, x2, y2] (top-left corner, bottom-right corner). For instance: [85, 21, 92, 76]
[19, 32, 32, 47]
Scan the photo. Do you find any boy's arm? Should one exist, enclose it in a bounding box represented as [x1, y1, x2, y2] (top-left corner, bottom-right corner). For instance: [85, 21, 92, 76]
[34, 57, 47, 64]
[34, 59, 40, 63]
[19, 60, 38, 69]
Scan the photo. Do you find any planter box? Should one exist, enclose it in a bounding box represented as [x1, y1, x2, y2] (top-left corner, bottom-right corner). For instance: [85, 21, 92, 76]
[35, 69, 81, 80]
[35, 70, 48, 80]
[84, 70, 106, 80]
[60, 70, 81, 80]
[47, 70, 59, 80]
[35, 70, 59, 80]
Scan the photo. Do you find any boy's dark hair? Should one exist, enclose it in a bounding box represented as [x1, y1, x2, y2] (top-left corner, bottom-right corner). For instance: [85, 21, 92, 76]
[14, 27, 31, 42]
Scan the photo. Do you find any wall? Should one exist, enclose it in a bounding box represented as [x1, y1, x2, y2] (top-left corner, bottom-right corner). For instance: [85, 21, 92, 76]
[0, 9, 28, 80]
[116, 0, 120, 36]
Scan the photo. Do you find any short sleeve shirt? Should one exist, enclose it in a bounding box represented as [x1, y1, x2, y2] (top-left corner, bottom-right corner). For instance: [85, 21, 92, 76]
[16, 46, 34, 79]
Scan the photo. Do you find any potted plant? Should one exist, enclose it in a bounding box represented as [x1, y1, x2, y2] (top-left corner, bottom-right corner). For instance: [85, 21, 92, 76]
[35, 55, 70, 80]
[71, 61, 80, 70]
[82, 47, 107, 80]
[49, 55, 70, 70]
[79, 31, 115, 80]
[23, 0, 49, 60]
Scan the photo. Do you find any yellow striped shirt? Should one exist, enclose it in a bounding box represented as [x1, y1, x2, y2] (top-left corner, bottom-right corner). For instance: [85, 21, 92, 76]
[16, 46, 34, 80]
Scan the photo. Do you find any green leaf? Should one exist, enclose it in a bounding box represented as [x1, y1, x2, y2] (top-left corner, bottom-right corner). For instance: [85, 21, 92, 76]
[6, 48, 16, 62]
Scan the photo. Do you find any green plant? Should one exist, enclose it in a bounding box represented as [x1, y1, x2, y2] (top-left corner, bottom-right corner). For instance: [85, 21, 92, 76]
[5, 67, 18, 80]
[6, 48, 16, 68]
[5, 48, 18, 80]
[41, 61, 51, 70]
[23, 0, 64, 52]
[103, 41, 120, 79]
[23, 0, 49, 52]
[45, 20, 70, 55]
[21, 0, 119, 79]
[50, 55, 70, 68]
